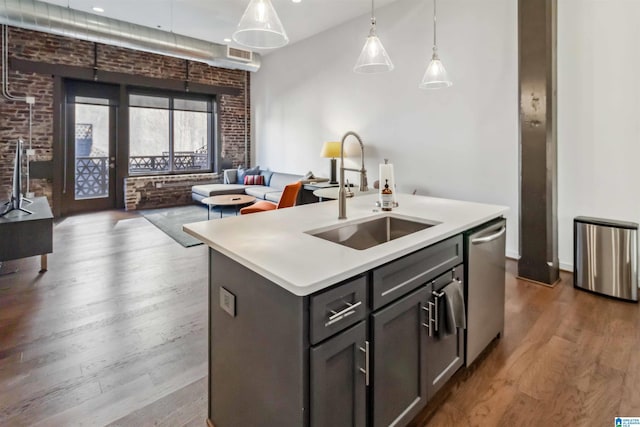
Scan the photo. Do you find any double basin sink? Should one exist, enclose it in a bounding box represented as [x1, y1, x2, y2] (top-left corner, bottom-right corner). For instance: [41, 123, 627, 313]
[306, 214, 439, 250]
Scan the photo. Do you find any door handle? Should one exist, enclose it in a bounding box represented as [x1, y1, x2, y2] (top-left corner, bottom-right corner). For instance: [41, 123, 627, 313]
[432, 290, 444, 332]
[471, 226, 506, 244]
[358, 341, 369, 386]
[421, 302, 435, 337]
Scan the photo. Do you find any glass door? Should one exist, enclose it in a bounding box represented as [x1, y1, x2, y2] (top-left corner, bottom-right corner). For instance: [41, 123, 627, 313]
[62, 81, 119, 214]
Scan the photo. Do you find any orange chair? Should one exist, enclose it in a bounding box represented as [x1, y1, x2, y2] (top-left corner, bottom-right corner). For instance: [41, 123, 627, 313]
[240, 181, 302, 215]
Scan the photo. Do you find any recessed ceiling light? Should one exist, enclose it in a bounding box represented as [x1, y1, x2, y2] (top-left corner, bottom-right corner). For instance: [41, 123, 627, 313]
[224, 38, 231, 43]
[92, 6, 104, 13]
[292, 0, 302, 3]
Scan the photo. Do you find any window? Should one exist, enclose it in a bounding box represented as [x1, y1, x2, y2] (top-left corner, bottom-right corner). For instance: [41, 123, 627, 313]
[128, 92, 214, 175]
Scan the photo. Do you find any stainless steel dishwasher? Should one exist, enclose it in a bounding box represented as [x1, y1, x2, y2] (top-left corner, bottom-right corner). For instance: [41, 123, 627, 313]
[464, 218, 506, 366]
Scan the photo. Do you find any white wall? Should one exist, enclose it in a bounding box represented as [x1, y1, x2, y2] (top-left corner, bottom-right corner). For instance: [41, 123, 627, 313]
[558, 0, 640, 270]
[252, 0, 519, 258]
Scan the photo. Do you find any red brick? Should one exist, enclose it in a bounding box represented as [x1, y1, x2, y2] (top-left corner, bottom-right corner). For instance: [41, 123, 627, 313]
[0, 26, 251, 209]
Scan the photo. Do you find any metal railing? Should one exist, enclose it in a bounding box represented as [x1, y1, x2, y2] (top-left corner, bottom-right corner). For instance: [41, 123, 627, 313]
[75, 156, 108, 199]
[129, 152, 208, 173]
[74, 151, 209, 199]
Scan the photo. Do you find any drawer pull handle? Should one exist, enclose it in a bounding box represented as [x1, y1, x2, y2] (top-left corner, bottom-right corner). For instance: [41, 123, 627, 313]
[325, 301, 362, 326]
[381, 270, 431, 297]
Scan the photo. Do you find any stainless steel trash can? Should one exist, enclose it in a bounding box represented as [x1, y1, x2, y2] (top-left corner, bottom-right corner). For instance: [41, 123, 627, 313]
[574, 217, 638, 302]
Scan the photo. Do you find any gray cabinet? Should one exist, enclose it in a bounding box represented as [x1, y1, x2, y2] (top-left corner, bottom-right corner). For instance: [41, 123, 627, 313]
[207, 228, 507, 427]
[424, 266, 465, 399]
[371, 287, 428, 427]
[311, 321, 367, 427]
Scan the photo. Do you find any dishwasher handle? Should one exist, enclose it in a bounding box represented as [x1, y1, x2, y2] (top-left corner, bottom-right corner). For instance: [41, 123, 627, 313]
[471, 226, 506, 245]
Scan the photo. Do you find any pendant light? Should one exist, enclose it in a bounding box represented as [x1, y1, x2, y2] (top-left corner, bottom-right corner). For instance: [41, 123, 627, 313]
[419, 0, 452, 89]
[354, 0, 394, 73]
[232, 0, 289, 49]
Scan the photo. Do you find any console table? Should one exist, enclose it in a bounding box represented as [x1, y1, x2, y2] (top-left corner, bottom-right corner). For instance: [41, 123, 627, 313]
[0, 197, 53, 272]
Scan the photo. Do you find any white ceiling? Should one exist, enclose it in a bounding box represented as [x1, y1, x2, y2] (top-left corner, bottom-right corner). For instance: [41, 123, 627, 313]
[39, 0, 400, 53]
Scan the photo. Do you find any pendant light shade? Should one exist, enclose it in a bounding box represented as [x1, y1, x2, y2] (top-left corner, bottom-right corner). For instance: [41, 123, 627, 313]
[419, 0, 451, 89]
[419, 50, 452, 89]
[232, 0, 289, 49]
[354, 27, 394, 73]
[354, 0, 393, 74]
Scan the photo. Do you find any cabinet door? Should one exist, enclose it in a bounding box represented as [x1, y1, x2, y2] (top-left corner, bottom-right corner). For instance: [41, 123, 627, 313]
[311, 321, 367, 427]
[371, 287, 428, 427]
[424, 271, 465, 400]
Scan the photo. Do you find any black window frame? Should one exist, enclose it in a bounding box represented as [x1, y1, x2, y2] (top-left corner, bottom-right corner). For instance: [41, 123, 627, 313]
[127, 88, 217, 176]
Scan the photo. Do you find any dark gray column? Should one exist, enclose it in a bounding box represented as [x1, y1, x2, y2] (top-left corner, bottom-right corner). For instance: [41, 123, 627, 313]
[518, 0, 559, 285]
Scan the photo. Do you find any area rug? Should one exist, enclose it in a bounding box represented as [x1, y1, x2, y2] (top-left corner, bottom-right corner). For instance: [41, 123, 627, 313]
[140, 204, 234, 247]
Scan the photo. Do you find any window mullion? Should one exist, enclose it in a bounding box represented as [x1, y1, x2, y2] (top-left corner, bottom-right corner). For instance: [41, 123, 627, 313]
[169, 98, 174, 172]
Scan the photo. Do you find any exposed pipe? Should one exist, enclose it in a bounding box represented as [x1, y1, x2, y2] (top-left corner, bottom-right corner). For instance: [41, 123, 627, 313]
[0, 0, 261, 72]
[2, 24, 21, 100]
[2, 24, 33, 196]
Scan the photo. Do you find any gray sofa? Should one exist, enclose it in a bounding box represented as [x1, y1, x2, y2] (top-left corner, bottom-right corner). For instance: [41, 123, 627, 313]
[192, 169, 326, 204]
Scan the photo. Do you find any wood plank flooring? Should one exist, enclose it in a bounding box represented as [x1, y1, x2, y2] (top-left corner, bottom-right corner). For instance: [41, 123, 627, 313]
[0, 211, 209, 426]
[1, 210, 639, 426]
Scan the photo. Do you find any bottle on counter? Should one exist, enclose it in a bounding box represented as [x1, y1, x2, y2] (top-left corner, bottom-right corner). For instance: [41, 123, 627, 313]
[381, 179, 393, 211]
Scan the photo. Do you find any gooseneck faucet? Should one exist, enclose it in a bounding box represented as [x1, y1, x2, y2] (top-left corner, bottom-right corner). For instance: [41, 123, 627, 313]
[339, 131, 368, 219]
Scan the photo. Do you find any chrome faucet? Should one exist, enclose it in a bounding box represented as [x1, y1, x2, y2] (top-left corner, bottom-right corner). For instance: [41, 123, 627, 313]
[339, 131, 368, 219]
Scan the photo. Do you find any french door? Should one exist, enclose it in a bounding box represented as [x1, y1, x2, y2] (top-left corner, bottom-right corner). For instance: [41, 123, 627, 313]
[62, 81, 119, 214]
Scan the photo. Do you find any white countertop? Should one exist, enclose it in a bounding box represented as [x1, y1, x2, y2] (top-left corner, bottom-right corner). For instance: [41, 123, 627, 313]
[184, 194, 508, 296]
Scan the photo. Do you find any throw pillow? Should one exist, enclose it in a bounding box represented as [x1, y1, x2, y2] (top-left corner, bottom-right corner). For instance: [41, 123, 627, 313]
[223, 169, 237, 184]
[244, 175, 265, 186]
[261, 170, 274, 186]
[236, 165, 260, 184]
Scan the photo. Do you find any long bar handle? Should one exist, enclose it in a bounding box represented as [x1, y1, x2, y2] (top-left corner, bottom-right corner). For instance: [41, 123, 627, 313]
[432, 290, 444, 332]
[359, 341, 370, 386]
[421, 302, 435, 337]
[471, 226, 506, 244]
[326, 301, 362, 326]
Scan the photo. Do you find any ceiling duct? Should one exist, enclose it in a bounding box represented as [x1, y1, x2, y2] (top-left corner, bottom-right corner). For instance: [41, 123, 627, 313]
[0, 0, 261, 72]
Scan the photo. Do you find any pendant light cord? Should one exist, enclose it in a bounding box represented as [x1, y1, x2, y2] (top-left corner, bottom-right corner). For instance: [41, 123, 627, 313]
[433, 0, 437, 50]
[371, 0, 376, 27]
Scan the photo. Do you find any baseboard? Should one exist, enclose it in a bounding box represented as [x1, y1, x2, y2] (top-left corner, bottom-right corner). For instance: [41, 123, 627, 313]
[516, 275, 561, 288]
[506, 250, 519, 261]
[505, 250, 574, 274]
[559, 261, 573, 272]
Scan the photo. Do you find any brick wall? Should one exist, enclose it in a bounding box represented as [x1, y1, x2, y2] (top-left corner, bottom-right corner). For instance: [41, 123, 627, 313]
[125, 173, 222, 211]
[0, 26, 251, 212]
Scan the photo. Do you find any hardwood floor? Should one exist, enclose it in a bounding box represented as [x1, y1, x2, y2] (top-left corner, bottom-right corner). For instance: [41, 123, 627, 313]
[1, 210, 639, 426]
[0, 211, 209, 426]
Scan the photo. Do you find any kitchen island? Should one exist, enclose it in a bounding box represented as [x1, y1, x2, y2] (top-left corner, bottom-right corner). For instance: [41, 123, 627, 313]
[184, 193, 508, 427]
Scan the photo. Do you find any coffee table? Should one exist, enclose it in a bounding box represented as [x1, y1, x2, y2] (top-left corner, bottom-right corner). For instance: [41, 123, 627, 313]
[201, 194, 256, 219]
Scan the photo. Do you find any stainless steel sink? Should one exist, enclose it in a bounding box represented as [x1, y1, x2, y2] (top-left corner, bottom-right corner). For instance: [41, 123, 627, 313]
[307, 215, 437, 250]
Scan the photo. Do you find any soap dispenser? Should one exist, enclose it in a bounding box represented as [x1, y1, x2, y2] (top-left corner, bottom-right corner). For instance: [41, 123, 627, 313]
[381, 179, 393, 211]
[379, 159, 395, 211]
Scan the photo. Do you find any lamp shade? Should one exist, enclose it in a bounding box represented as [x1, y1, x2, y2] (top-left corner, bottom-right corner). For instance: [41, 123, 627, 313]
[320, 141, 342, 158]
[354, 29, 394, 74]
[419, 52, 452, 89]
[232, 0, 289, 49]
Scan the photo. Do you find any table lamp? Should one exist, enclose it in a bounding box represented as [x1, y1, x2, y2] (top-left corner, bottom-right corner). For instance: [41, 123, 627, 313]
[320, 141, 341, 184]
